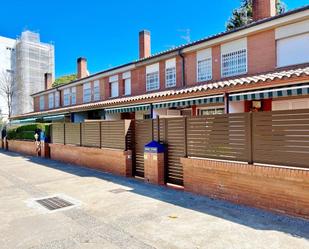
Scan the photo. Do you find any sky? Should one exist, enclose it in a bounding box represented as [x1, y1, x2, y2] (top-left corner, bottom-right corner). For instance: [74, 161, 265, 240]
[1, 0, 308, 78]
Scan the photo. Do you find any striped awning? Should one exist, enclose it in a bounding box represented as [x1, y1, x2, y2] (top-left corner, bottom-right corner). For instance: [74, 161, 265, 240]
[153, 95, 224, 109]
[43, 115, 65, 121]
[10, 118, 37, 125]
[229, 84, 309, 101]
[105, 104, 151, 114]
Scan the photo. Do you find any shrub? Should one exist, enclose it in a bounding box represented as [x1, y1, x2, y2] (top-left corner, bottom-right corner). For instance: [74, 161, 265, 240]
[7, 123, 51, 141]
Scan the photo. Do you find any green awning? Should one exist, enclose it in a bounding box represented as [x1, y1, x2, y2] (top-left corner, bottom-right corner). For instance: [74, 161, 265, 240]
[105, 104, 151, 114]
[10, 118, 37, 125]
[229, 84, 309, 101]
[43, 115, 65, 121]
[153, 95, 224, 109]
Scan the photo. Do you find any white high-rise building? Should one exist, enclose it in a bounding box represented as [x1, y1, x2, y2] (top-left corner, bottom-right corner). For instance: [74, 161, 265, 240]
[0, 36, 16, 119]
[0, 30, 54, 119]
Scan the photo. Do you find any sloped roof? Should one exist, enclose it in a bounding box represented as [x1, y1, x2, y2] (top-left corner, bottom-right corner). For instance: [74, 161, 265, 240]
[12, 65, 309, 119]
[32, 5, 309, 95]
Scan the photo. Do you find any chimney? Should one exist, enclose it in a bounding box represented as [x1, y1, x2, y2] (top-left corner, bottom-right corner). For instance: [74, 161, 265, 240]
[139, 30, 151, 59]
[77, 57, 88, 79]
[253, 0, 277, 21]
[44, 73, 53, 90]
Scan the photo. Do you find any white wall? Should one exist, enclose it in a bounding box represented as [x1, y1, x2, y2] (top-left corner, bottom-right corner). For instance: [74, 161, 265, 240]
[153, 109, 167, 118]
[272, 98, 309, 111]
[105, 113, 121, 120]
[135, 110, 150, 120]
[229, 101, 245, 113]
[277, 33, 309, 67]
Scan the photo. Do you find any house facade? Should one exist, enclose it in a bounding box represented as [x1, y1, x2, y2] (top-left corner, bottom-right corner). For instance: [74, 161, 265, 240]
[11, 0, 309, 123]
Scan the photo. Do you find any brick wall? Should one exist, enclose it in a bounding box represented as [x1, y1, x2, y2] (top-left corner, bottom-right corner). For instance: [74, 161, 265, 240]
[44, 94, 49, 110]
[212, 45, 221, 81]
[144, 152, 165, 185]
[182, 157, 309, 219]
[30, 28, 297, 111]
[176, 56, 184, 87]
[49, 144, 132, 177]
[248, 30, 276, 74]
[184, 51, 196, 86]
[131, 67, 146, 96]
[76, 84, 83, 105]
[34, 96, 40, 112]
[7, 140, 39, 157]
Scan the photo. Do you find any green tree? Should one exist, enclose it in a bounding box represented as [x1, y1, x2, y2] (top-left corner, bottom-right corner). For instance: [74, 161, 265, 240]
[226, 0, 286, 31]
[52, 74, 77, 88]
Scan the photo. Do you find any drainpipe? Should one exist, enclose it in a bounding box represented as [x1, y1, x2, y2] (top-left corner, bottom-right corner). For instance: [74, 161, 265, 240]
[224, 92, 230, 114]
[178, 50, 186, 87]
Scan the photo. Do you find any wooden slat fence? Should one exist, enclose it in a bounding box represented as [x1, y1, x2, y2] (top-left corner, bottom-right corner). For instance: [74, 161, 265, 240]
[81, 122, 101, 147]
[187, 113, 251, 162]
[252, 109, 309, 168]
[65, 123, 81, 146]
[52, 123, 65, 144]
[134, 119, 153, 177]
[101, 120, 127, 150]
[51, 120, 131, 150]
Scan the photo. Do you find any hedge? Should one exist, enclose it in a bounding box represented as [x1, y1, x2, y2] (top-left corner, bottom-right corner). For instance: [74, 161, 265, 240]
[7, 123, 51, 141]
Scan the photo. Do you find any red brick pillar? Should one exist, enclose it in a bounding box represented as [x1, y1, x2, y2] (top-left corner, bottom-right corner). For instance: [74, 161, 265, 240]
[144, 141, 166, 185]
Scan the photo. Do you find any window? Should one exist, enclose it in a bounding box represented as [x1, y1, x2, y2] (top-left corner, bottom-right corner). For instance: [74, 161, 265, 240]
[197, 49, 212, 82]
[55, 91, 60, 108]
[83, 83, 91, 103]
[71, 87, 76, 105]
[221, 38, 247, 78]
[39, 96, 45, 110]
[146, 63, 160, 91]
[277, 33, 309, 68]
[48, 93, 54, 109]
[109, 75, 119, 98]
[200, 107, 224, 115]
[123, 72, 131, 95]
[64, 88, 71, 106]
[93, 80, 100, 101]
[165, 58, 176, 88]
[124, 78, 131, 95]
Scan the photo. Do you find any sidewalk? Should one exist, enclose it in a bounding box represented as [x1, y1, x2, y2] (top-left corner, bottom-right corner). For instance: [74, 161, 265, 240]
[0, 150, 309, 249]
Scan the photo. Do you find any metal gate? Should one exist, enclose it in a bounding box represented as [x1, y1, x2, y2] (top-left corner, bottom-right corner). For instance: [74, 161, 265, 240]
[134, 119, 153, 177]
[133, 118, 186, 185]
[164, 118, 186, 185]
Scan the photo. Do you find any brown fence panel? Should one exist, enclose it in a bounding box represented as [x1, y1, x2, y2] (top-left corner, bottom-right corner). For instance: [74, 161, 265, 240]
[253, 109, 309, 168]
[65, 123, 81, 146]
[52, 123, 64, 144]
[81, 122, 100, 148]
[101, 120, 126, 150]
[134, 119, 153, 177]
[187, 113, 250, 162]
[165, 118, 186, 185]
[153, 118, 166, 142]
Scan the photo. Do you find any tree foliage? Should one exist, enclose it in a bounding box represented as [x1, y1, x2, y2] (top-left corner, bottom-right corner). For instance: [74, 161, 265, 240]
[226, 0, 286, 31]
[52, 74, 77, 88]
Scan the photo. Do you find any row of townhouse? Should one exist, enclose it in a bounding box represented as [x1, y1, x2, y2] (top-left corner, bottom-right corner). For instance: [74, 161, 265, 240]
[12, 0, 309, 123]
